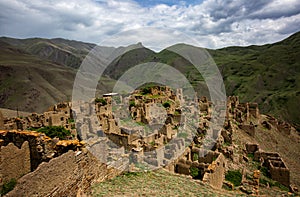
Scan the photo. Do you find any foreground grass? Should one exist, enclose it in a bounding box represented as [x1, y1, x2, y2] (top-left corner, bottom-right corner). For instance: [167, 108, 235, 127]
[92, 170, 245, 197]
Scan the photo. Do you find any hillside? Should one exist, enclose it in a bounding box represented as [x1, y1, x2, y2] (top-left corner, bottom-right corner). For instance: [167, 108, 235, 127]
[210, 32, 300, 131]
[0, 40, 75, 113]
[103, 32, 300, 130]
[0, 32, 299, 130]
[92, 170, 244, 196]
[0, 37, 96, 68]
[0, 38, 115, 113]
[92, 169, 291, 196]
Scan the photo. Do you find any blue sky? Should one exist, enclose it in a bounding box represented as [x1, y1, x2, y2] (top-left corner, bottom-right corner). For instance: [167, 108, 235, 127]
[0, 0, 299, 49]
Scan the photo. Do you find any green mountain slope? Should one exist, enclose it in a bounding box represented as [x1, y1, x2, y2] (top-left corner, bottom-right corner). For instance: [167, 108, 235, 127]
[210, 32, 300, 130]
[104, 32, 299, 130]
[0, 32, 299, 130]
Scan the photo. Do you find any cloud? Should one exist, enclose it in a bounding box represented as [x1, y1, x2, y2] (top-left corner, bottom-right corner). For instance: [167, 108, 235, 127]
[0, 0, 299, 49]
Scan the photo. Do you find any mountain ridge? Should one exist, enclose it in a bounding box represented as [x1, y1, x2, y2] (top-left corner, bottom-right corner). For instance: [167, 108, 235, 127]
[0, 31, 299, 130]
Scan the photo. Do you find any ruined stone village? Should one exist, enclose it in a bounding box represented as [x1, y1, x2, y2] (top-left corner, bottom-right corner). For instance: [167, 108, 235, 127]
[0, 85, 298, 196]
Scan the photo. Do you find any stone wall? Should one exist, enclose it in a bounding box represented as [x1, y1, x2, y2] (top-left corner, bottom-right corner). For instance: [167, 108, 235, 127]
[173, 148, 226, 189]
[268, 159, 290, 187]
[6, 150, 121, 197]
[253, 149, 290, 187]
[202, 153, 226, 189]
[0, 141, 31, 185]
[0, 130, 84, 171]
[0, 111, 4, 129]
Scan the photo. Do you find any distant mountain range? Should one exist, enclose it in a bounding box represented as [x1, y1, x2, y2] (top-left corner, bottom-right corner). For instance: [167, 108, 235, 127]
[0, 31, 299, 130]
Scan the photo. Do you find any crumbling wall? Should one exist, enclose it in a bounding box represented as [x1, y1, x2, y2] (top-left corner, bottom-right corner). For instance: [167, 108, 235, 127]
[0, 111, 4, 129]
[0, 130, 84, 171]
[174, 148, 226, 189]
[0, 141, 31, 184]
[6, 150, 121, 197]
[268, 159, 290, 187]
[202, 153, 226, 189]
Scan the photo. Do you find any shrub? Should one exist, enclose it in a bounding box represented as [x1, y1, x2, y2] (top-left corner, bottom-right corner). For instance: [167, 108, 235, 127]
[141, 87, 151, 95]
[162, 101, 171, 108]
[192, 153, 199, 161]
[0, 178, 17, 195]
[260, 166, 270, 177]
[190, 167, 200, 179]
[225, 170, 242, 187]
[37, 126, 71, 140]
[95, 98, 107, 105]
[247, 153, 254, 159]
[129, 101, 136, 108]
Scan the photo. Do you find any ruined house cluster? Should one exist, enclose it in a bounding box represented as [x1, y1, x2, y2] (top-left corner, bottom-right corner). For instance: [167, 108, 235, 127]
[72, 86, 229, 188]
[245, 143, 290, 187]
[0, 85, 295, 194]
[70, 86, 294, 190]
[1, 102, 76, 137]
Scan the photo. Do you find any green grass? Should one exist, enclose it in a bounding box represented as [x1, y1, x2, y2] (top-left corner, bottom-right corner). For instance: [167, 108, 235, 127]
[0, 178, 17, 195]
[92, 170, 242, 197]
[225, 170, 242, 187]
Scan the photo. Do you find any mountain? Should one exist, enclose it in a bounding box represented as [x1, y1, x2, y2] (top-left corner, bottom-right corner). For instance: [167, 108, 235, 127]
[0, 37, 96, 69]
[210, 32, 300, 131]
[0, 37, 116, 113]
[0, 32, 299, 130]
[103, 32, 300, 130]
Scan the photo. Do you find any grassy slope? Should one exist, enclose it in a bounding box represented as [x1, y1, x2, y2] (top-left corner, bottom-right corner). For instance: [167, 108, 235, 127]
[0, 33, 299, 129]
[210, 32, 300, 130]
[106, 32, 299, 129]
[230, 114, 300, 188]
[92, 169, 292, 196]
[92, 170, 245, 197]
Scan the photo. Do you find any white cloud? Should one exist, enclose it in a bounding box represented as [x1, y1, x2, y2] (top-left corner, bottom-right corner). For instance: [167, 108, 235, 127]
[0, 0, 299, 49]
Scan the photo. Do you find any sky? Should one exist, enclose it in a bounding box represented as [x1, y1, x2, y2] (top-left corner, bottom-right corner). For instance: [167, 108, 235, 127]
[0, 0, 300, 49]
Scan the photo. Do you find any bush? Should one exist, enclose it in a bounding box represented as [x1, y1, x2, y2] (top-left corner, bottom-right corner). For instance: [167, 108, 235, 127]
[162, 101, 171, 108]
[95, 98, 107, 105]
[225, 170, 242, 187]
[141, 87, 151, 95]
[37, 126, 71, 140]
[0, 178, 17, 195]
[190, 167, 200, 179]
[247, 153, 254, 159]
[129, 101, 136, 108]
[260, 166, 270, 177]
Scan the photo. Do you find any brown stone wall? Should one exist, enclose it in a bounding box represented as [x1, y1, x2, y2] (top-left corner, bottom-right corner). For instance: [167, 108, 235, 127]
[0, 111, 4, 129]
[202, 153, 226, 189]
[0, 130, 84, 171]
[6, 150, 121, 197]
[269, 160, 290, 187]
[0, 141, 31, 184]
